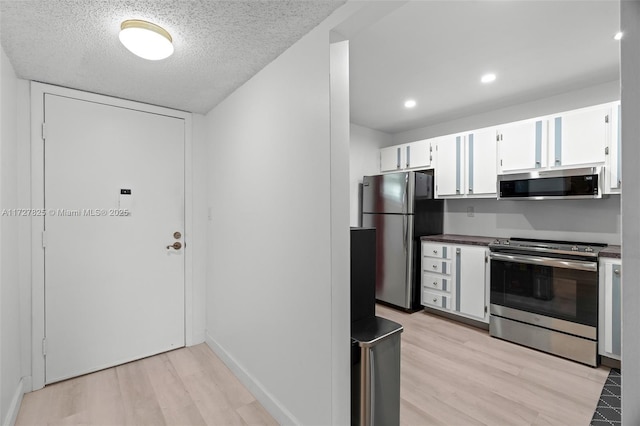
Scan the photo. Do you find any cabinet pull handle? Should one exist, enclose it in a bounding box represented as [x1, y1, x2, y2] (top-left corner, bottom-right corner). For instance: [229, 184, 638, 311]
[433, 250, 438, 254]
[433, 298, 438, 303]
[614, 269, 620, 275]
[433, 282, 438, 286]
[432, 265, 437, 269]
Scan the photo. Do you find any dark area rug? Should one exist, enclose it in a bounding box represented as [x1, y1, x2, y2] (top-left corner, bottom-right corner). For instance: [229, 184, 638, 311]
[591, 368, 621, 425]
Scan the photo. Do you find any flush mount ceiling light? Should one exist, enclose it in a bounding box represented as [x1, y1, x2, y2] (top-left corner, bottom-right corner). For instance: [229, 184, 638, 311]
[119, 19, 174, 60]
[481, 73, 497, 84]
[614, 31, 623, 41]
[404, 99, 417, 108]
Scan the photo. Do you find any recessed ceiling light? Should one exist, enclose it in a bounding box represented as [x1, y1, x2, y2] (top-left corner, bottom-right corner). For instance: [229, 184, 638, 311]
[614, 31, 623, 41]
[481, 73, 497, 84]
[119, 19, 174, 60]
[404, 99, 417, 109]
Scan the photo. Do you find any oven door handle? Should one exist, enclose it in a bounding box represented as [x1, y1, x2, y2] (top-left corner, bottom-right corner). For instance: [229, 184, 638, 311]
[489, 252, 597, 272]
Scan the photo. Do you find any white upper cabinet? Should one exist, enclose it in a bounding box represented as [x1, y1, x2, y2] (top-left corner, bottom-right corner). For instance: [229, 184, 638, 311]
[498, 119, 547, 173]
[466, 127, 498, 196]
[380, 145, 402, 172]
[548, 104, 610, 168]
[435, 128, 497, 199]
[435, 134, 463, 197]
[405, 140, 432, 169]
[606, 102, 621, 193]
[380, 140, 432, 172]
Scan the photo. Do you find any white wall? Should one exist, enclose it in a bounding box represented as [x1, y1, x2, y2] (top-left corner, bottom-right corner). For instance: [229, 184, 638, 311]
[349, 123, 393, 226]
[1, 46, 25, 426]
[204, 4, 361, 424]
[621, 1, 640, 423]
[445, 197, 620, 245]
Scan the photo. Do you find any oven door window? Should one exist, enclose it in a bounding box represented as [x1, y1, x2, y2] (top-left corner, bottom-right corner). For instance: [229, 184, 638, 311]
[490, 260, 597, 326]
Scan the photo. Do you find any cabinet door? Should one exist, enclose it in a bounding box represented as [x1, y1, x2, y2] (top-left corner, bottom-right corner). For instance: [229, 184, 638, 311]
[406, 140, 431, 169]
[599, 260, 621, 359]
[380, 146, 402, 172]
[607, 102, 621, 193]
[467, 128, 497, 196]
[453, 245, 487, 320]
[549, 105, 610, 167]
[498, 119, 546, 172]
[435, 135, 463, 197]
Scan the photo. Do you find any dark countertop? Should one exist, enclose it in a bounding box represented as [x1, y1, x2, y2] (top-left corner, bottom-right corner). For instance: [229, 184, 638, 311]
[600, 245, 621, 259]
[421, 234, 621, 257]
[420, 234, 497, 247]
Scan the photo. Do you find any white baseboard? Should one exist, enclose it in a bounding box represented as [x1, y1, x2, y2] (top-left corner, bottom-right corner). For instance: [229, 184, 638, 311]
[205, 332, 298, 425]
[3, 377, 26, 426]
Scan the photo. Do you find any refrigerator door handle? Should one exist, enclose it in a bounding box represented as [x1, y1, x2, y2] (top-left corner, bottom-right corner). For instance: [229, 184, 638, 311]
[402, 174, 408, 214]
[403, 215, 408, 252]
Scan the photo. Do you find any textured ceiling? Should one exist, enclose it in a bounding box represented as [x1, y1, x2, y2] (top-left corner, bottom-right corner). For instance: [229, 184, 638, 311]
[0, 0, 345, 113]
[350, 1, 620, 134]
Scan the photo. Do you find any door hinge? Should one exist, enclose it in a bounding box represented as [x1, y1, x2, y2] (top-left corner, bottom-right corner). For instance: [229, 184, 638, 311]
[500, 159, 503, 166]
[605, 146, 609, 155]
[42, 230, 47, 248]
[41, 122, 47, 140]
[605, 115, 609, 123]
[485, 306, 488, 313]
[42, 338, 47, 356]
[485, 254, 489, 263]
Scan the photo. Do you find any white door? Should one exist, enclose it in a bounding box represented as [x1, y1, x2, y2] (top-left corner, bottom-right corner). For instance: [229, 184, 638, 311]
[549, 105, 610, 168]
[435, 135, 463, 197]
[454, 245, 486, 320]
[44, 94, 185, 384]
[498, 119, 547, 172]
[405, 140, 431, 169]
[380, 146, 401, 172]
[467, 128, 497, 196]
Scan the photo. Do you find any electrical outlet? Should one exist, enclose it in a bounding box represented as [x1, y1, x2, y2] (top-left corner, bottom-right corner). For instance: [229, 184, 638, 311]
[467, 206, 475, 217]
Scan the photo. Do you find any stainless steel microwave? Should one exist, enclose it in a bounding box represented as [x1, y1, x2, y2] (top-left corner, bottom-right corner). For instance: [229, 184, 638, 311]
[497, 167, 604, 200]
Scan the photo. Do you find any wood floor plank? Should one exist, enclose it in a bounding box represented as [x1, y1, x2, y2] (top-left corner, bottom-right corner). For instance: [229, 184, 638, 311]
[236, 401, 280, 426]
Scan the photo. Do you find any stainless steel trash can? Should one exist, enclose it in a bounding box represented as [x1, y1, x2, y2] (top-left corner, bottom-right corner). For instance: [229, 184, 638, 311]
[351, 316, 403, 426]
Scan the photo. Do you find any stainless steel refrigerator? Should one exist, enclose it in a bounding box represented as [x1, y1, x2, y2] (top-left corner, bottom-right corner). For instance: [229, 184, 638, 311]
[362, 171, 443, 310]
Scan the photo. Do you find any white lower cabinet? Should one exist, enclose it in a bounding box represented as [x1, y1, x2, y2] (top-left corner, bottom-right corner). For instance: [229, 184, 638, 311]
[456, 245, 488, 320]
[599, 258, 621, 360]
[421, 242, 489, 323]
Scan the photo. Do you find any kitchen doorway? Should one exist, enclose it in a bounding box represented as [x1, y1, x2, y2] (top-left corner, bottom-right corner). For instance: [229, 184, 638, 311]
[40, 91, 187, 384]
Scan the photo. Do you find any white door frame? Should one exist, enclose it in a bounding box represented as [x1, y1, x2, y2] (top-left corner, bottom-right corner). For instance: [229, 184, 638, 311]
[30, 82, 195, 390]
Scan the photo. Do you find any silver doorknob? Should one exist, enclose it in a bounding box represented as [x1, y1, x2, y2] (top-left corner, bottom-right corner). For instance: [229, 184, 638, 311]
[167, 242, 182, 250]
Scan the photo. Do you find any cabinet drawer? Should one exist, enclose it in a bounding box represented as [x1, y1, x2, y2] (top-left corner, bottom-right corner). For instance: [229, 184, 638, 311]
[422, 290, 450, 310]
[422, 258, 451, 274]
[422, 273, 450, 292]
[422, 242, 452, 259]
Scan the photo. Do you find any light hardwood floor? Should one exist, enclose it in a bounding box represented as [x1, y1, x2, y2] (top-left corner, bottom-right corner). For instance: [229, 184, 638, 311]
[15, 343, 277, 426]
[17, 309, 609, 426]
[376, 304, 610, 426]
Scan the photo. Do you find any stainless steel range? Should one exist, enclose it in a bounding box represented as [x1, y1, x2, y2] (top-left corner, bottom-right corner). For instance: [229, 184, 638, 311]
[489, 238, 606, 366]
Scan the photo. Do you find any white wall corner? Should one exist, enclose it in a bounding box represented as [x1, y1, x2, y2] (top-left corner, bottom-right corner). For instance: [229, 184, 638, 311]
[2, 377, 25, 426]
[330, 39, 351, 426]
[204, 333, 298, 425]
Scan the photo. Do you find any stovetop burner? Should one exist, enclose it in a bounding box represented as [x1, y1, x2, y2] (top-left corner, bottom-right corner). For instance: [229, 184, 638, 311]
[489, 237, 607, 257]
